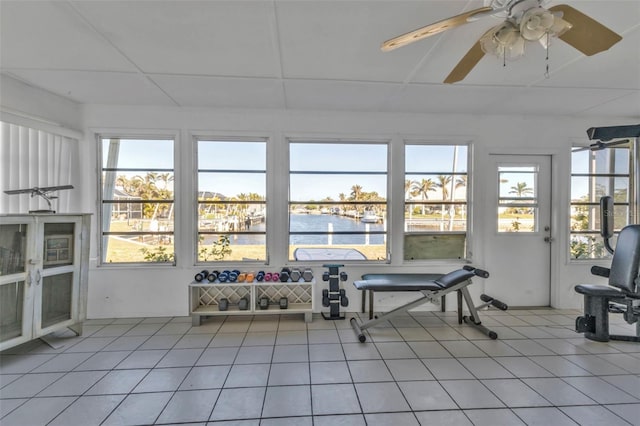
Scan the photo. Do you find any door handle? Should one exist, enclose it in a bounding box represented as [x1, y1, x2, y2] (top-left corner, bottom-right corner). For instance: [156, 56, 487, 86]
[35, 269, 41, 285]
[544, 237, 554, 243]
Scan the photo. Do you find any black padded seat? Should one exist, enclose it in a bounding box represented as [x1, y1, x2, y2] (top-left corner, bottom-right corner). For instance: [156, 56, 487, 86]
[575, 284, 627, 298]
[355, 270, 475, 292]
[356, 273, 444, 292]
[354, 279, 442, 292]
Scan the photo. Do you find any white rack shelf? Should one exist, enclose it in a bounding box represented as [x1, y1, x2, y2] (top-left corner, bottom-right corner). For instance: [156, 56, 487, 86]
[189, 280, 314, 325]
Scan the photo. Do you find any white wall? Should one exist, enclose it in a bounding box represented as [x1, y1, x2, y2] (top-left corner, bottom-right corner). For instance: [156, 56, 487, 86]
[2, 75, 631, 318]
[79, 103, 636, 318]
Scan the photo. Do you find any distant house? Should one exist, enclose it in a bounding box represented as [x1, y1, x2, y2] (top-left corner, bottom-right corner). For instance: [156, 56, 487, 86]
[112, 188, 142, 219]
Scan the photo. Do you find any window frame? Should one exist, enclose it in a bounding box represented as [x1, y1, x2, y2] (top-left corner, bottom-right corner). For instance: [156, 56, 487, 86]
[287, 139, 390, 263]
[569, 144, 633, 261]
[403, 142, 471, 262]
[194, 136, 268, 265]
[97, 133, 177, 267]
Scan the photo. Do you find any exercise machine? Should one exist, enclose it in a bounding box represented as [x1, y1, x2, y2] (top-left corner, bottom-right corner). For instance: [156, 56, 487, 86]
[575, 196, 640, 342]
[350, 266, 507, 342]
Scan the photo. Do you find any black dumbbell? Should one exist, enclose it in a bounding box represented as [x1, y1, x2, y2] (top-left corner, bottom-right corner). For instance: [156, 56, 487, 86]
[194, 270, 209, 282]
[219, 297, 249, 311]
[280, 267, 291, 282]
[258, 297, 289, 310]
[256, 271, 265, 281]
[339, 289, 349, 307]
[322, 289, 330, 307]
[322, 271, 330, 282]
[290, 268, 302, 281]
[258, 297, 269, 310]
[207, 270, 219, 282]
[228, 270, 240, 282]
[302, 269, 314, 282]
[340, 271, 348, 281]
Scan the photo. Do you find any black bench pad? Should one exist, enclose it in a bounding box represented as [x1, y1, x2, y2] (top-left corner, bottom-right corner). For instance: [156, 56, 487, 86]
[355, 271, 473, 292]
[575, 284, 629, 298]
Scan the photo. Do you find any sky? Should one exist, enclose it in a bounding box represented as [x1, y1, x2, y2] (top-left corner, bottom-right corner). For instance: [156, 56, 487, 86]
[103, 139, 629, 204]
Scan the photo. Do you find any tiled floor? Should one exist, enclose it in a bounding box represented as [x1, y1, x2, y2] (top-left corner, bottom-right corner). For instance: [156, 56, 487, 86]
[1, 308, 639, 425]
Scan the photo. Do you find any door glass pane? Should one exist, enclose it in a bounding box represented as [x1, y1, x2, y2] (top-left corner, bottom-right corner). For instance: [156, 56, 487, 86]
[41, 272, 73, 329]
[43, 223, 75, 269]
[498, 166, 538, 233]
[0, 224, 28, 276]
[0, 281, 25, 342]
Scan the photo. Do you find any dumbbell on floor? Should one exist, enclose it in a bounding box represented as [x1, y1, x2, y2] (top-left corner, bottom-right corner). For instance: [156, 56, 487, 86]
[258, 297, 289, 310]
[218, 297, 249, 311]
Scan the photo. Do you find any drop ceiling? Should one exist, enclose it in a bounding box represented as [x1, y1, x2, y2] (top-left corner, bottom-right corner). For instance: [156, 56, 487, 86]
[1, 0, 639, 117]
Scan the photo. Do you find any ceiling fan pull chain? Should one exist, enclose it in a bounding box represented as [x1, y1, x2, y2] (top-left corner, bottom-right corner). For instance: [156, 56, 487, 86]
[544, 32, 550, 78]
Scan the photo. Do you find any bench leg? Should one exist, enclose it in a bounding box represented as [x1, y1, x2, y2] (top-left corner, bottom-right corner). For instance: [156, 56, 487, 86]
[369, 290, 374, 320]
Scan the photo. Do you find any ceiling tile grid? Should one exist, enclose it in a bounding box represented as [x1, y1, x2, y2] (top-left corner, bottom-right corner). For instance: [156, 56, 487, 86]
[0, 0, 638, 117]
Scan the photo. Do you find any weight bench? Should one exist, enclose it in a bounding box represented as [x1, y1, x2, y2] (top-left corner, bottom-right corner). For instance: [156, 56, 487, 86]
[575, 224, 640, 342]
[360, 273, 446, 320]
[350, 266, 507, 342]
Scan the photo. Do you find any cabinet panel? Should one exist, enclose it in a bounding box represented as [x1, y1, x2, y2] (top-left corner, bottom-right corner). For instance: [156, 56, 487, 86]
[0, 280, 27, 344]
[0, 223, 28, 276]
[41, 272, 73, 329]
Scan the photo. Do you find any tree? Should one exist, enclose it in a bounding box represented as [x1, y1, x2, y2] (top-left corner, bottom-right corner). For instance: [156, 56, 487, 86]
[436, 175, 452, 230]
[410, 178, 436, 215]
[509, 182, 533, 215]
[509, 182, 533, 198]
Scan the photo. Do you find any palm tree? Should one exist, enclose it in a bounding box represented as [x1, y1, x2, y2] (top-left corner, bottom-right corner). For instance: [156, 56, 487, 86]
[454, 175, 467, 221]
[411, 178, 436, 215]
[509, 182, 533, 198]
[350, 184, 363, 201]
[436, 175, 452, 230]
[404, 179, 414, 200]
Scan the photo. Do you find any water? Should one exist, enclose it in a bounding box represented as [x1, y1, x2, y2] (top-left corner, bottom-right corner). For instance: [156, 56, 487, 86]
[202, 214, 385, 245]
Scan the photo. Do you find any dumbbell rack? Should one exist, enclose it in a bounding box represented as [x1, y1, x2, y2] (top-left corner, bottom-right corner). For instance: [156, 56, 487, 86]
[189, 279, 314, 325]
[321, 264, 349, 320]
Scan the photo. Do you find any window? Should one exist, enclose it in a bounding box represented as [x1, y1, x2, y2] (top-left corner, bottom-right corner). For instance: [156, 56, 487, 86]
[196, 139, 266, 262]
[99, 137, 175, 264]
[289, 141, 388, 261]
[497, 166, 538, 233]
[570, 145, 632, 259]
[404, 144, 468, 260]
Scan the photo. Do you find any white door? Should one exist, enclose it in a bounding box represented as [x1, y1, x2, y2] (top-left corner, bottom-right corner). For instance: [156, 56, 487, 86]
[484, 155, 552, 307]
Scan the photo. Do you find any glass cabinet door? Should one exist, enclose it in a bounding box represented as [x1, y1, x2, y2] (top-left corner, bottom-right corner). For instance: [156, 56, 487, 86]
[35, 220, 80, 336]
[0, 222, 32, 348]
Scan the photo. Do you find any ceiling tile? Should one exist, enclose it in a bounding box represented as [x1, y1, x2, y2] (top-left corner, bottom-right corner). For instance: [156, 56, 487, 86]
[150, 74, 285, 109]
[71, 0, 281, 77]
[482, 86, 634, 116]
[277, 1, 468, 82]
[0, 1, 136, 72]
[6, 70, 175, 105]
[385, 83, 516, 114]
[284, 79, 401, 111]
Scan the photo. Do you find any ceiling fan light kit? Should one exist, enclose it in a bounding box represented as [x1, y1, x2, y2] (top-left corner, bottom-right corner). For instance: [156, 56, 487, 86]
[383, 0, 622, 83]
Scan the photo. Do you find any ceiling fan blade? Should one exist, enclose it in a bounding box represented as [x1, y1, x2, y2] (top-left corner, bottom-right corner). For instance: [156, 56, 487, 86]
[548, 4, 622, 56]
[572, 139, 630, 152]
[443, 33, 489, 84]
[381, 6, 493, 52]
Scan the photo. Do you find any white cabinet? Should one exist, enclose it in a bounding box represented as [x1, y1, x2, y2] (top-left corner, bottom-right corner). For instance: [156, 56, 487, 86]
[0, 214, 90, 351]
[190, 280, 314, 325]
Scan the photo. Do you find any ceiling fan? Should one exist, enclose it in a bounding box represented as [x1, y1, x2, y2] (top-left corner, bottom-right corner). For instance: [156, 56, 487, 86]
[382, 0, 623, 83]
